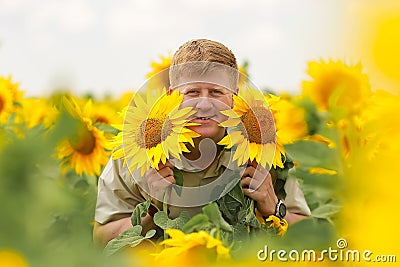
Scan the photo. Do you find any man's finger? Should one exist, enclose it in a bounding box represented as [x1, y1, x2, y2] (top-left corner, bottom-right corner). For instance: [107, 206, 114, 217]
[247, 160, 258, 168]
[158, 166, 174, 178]
[163, 175, 176, 185]
[241, 176, 262, 190]
[158, 160, 175, 170]
[241, 166, 256, 179]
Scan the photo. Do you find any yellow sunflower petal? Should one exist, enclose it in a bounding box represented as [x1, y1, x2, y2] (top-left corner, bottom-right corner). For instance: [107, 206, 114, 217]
[219, 118, 241, 128]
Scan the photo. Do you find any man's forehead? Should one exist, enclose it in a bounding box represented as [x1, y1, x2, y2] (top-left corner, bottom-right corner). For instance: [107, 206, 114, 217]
[178, 81, 230, 90]
[172, 70, 236, 89]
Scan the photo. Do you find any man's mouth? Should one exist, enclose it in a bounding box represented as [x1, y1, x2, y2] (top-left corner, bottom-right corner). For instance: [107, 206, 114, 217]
[191, 116, 216, 122]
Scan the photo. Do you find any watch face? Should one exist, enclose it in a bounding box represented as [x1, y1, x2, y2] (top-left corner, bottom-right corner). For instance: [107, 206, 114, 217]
[279, 203, 287, 218]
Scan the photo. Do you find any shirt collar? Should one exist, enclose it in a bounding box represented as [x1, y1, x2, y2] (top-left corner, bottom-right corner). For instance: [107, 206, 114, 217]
[171, 148, 238, 179]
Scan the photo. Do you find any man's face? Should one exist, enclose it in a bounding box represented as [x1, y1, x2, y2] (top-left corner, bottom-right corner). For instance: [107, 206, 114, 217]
[174, 71, 237, 143]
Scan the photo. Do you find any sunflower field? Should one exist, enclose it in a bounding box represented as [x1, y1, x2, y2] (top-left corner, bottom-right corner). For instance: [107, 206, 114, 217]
[2, 8, 400, 267]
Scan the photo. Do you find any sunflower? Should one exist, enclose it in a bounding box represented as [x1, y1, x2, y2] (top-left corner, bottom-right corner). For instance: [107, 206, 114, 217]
[0, 76, 24, 103]
[57, 96, 110, 176]
[308, 167, 337, 175]
[154, 229, 230, 264]
[73, 98, 122, 143]
[82, 100, 120, 126]
[146, 54, 172, 79]
[266, 94, 308, 144]
[112, 89, 199, 175]
[146, 54, 172, 89]
[0, 250, 29, 267]
[0, 84, 14, 124]
[302, 59, 371, 114]
[17, 97, 59, 129]
[114, 92, 135, 111]
[303, 134, 336, 148]
[265, 215, 288, 236]
[0, 76, 23, 124]
[238, 61, 249, 85]
[218, 84, 284, 168]
[57, 118, 110, 176]
[61, 94, 120, 126]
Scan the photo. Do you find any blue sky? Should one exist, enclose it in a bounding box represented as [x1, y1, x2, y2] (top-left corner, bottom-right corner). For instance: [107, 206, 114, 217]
[0, 0, 348, 97]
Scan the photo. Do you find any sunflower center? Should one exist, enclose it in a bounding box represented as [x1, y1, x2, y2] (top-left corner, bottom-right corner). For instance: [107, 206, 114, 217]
[95, 115, 109, 124]
[0, 96, 4, 112]
[241, 106, 276, 144]
[70, 126, 96, 155]
[137, 117, 173, 149]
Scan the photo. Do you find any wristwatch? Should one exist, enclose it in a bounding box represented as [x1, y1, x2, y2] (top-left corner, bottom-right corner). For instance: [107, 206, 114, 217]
[275, 199, 287, 219]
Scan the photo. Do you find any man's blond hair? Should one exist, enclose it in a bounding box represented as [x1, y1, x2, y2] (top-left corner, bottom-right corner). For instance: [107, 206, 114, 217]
[169, 39, 238, 89]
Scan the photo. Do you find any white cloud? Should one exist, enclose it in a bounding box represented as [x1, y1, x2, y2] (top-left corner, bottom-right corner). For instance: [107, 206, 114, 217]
[1, 0, 97, 33]
[179, 0, 278, 10]
[27, 0, 97, 33]
[0, 0, 346, 96]
[105, 0, 200, 40]
[239, 25, 285, 51]
[104, 0, 280, 40]
[0, 0, 33, 13]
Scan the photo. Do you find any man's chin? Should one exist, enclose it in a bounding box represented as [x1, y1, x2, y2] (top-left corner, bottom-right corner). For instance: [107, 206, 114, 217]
[188, 126, 224, 142]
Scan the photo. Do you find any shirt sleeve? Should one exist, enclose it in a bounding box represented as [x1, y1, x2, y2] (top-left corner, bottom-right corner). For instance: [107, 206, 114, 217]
[283, 169, 312, 216]
[94, 158, 147, 224]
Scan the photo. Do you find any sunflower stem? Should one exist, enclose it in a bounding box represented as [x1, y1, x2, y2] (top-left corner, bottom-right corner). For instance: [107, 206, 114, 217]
[162, 187, 170, 240]
[143, 238, 158, 248]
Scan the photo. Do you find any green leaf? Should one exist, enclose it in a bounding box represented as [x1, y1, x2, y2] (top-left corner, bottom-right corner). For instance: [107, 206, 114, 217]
[104, 225, 145, 256]
[311, 203, 341, 219]
[104, 236, 145, 256]
[285, 141, 338, 169]
[131, 199, 151, 226]
[271, 155, 294, 182]
[243, 198, 261, 228]
[94, 123, 120, 135]
[230, 223, 251, 257]
[217, 181, 245, 224]
[295, 97, 320, 135]
[120, 225, 143, 237]
[227, 180, 245, 204]
[202, 203, 233, 232]
[104, 225, 157, 256]
[145, 229, 156, 239]
[219, 171, 243, 202]
[153, 210, 191, 230]
[233, 223, 250, 243]
[182, 214, 210, 233]
[173, 168, 183, 196]
[153, 211, 168, 229]
[202, 203, 221, 224]
[281, 217, 336, 251]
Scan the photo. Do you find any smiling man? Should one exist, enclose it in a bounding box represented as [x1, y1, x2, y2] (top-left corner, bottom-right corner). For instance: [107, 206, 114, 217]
[93, 39, 311, 247]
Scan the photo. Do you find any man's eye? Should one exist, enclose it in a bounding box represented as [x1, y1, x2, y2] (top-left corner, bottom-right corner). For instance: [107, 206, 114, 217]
[211, 89, 224, 95]
[185, 90, 199, 95]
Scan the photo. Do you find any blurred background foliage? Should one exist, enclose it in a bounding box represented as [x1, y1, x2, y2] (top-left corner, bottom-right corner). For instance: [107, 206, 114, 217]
[2, 2, 400, 262]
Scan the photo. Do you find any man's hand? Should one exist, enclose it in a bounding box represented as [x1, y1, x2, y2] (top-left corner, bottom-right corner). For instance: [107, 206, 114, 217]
[93, 161, 175, 248]
[241, 161, 278, 217]
[144, 161, 175, 209]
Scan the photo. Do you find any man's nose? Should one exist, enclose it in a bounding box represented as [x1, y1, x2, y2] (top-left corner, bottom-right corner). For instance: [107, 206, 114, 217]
[195, 96, 213, 111]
